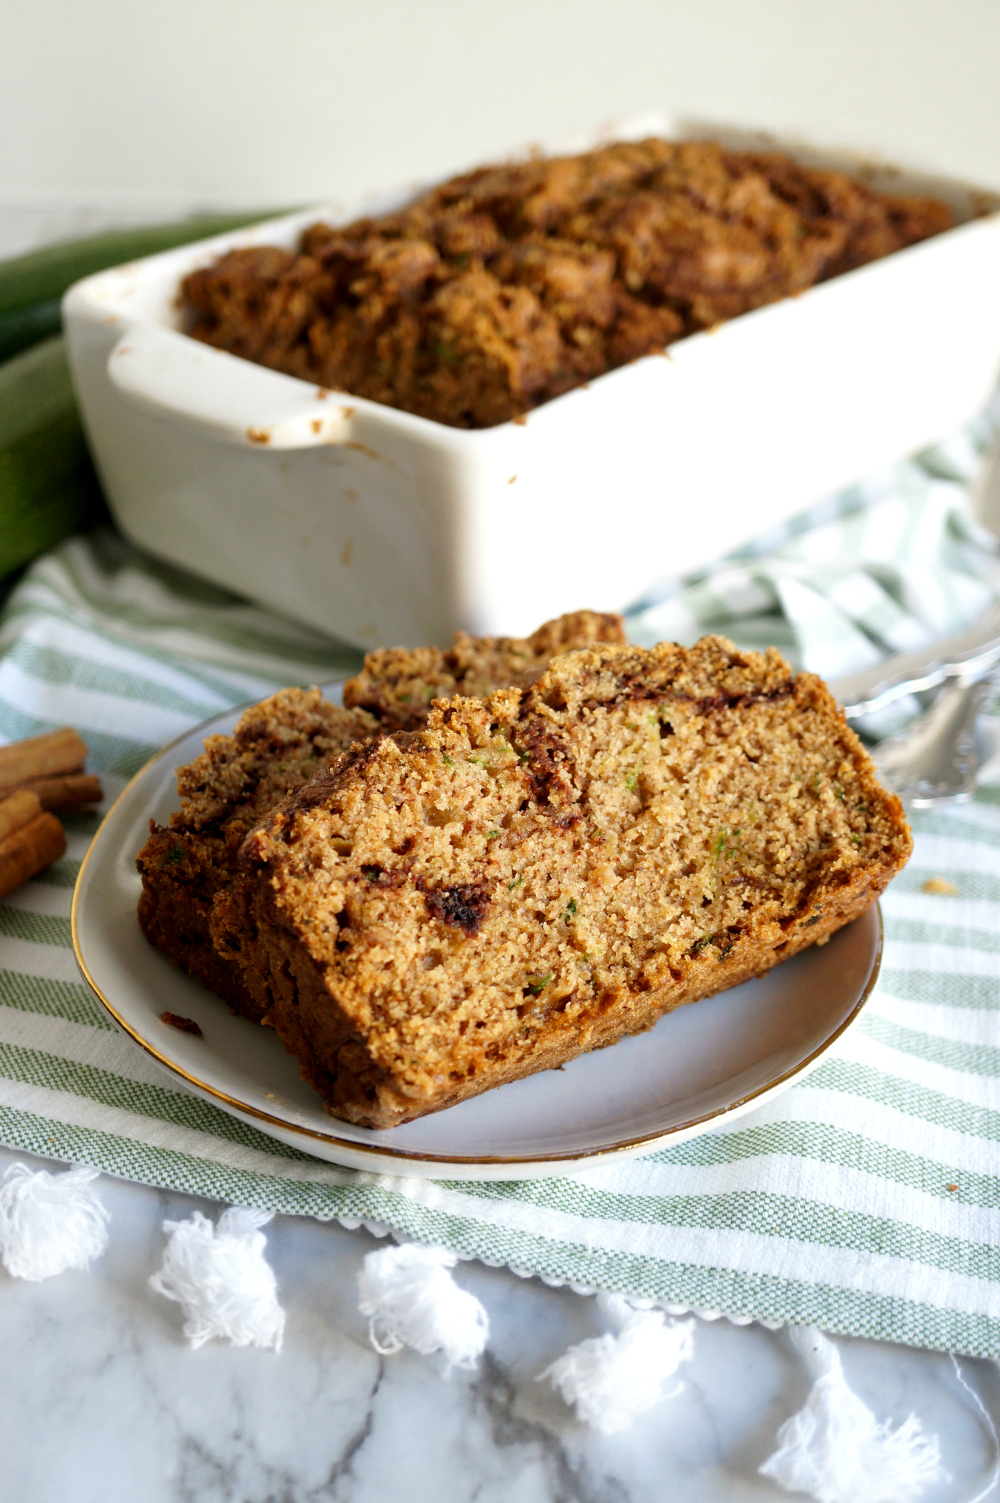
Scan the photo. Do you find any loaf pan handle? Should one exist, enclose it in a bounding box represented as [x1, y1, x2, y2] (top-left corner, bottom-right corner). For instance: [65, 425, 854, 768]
[106, 326, 355, 448]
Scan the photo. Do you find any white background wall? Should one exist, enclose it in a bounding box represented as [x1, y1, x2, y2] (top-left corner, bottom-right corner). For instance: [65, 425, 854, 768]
[1, 0, 999, 233]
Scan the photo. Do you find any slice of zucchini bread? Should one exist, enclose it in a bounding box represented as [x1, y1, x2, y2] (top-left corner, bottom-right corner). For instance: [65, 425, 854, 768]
[136, 610, 627, 1012]
[137, 689, 377, 1017]
[231, 637, 911, 1129]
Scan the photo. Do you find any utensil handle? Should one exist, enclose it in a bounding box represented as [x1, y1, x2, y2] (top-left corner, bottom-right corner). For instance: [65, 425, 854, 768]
[106, 325, 355, 449]
[833, 603, 1000, 717]
[873, 674, 993, 805]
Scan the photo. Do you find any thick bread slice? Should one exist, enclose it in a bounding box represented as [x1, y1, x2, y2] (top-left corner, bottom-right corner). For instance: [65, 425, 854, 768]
[234, 637, 911, 1128]
[136, 610, 626, 1010]
[137, 689, 376, 1016]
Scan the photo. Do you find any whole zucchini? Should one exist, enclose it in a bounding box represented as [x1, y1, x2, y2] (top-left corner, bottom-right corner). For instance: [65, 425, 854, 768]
[0, 336, 104, 581]
[0, 211, 288, 582]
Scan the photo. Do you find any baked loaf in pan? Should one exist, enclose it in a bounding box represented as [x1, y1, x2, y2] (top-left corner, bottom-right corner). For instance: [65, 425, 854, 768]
[181, 137, 952, 429]
[229, 638, 911, 1129]
[136, 610, 626, 1012]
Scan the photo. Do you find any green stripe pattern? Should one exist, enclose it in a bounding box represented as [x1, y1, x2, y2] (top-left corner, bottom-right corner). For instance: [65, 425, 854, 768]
[2, 413, 1000, 1358]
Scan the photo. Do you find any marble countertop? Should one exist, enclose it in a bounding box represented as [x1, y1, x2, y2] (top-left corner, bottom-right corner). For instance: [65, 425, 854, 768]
[1, 1141, 997, 1503]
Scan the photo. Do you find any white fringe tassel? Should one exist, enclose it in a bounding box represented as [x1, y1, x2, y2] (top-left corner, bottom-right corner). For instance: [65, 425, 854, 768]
[0, 1162, 109, 1281]
[759, 1326, 946, 1503]
[539, 1293, 694, 1434]
[149, 1207, 285, 1352]
[357, 1243, 489, 1372]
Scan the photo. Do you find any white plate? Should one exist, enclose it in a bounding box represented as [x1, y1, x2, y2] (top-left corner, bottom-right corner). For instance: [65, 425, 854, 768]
[72, 692, 883, 1181]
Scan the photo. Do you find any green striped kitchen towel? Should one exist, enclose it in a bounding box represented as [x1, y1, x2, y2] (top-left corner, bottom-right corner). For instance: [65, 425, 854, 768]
[2, 417, 1000, 1359]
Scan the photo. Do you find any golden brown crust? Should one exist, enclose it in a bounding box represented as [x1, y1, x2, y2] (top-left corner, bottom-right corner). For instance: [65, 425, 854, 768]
[181, 138, 952, 429]
[342, 609, 626, 730]
[237, 638, 911, 1128]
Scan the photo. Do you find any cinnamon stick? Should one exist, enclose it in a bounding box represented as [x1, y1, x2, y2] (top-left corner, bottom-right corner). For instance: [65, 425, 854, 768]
[0, 728, 102, 809]
[23, 773, 103, 813]
[0, 812, 66, 900]
[0, 728, 88, 789]
[0, 789, 43, 844]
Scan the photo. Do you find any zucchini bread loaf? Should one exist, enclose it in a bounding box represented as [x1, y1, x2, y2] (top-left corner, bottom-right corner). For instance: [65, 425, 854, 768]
[181, 137, 952, 429]
[136, 609, 626, 1013]
[227, 637, 911, 1129]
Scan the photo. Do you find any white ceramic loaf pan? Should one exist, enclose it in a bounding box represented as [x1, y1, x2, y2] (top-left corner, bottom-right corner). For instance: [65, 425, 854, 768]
[63, 121, 1000, 650]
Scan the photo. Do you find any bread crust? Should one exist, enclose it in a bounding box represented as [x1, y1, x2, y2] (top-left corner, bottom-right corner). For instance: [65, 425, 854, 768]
[181, 139, 952, 429]
[341, 609, 625, 730]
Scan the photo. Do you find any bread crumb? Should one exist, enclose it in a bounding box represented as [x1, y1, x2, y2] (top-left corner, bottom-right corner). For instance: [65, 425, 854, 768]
[922, 877, 960, 896]
[160, 1012, 202, 1036]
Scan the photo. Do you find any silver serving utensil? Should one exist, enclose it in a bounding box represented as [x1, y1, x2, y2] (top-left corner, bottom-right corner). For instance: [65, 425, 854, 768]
[829, 605, 1000, 806]
[832, 604, 1000, 721]
[870, 675, 995, 806]
[827, 444, 1000, 804]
